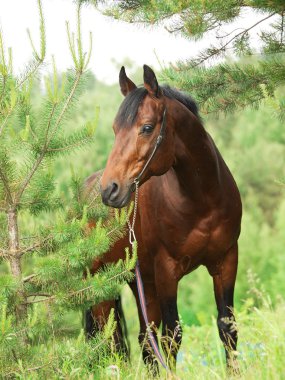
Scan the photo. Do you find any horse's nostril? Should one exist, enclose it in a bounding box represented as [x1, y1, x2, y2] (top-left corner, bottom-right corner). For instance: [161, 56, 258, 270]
[101, 181, 121, 205]
[109, 182, 119, 201]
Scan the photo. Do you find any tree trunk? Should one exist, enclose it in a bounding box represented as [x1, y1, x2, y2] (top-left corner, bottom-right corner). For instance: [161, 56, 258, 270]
[7, 208, 27, 322]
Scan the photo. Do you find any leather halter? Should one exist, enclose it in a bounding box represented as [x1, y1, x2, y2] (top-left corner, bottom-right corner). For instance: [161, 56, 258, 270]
[131, 108, 167, 191]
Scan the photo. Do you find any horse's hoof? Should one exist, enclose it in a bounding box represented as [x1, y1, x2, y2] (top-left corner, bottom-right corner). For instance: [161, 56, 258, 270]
[227, 354, 240, 377]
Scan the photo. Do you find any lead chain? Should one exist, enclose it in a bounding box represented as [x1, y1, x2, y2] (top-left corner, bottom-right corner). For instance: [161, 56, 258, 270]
[127, 180, 139, 246]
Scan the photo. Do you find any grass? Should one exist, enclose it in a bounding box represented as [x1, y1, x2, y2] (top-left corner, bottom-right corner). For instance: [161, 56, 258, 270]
[116, 294, 285, 380]
[1, 291, 285, 379]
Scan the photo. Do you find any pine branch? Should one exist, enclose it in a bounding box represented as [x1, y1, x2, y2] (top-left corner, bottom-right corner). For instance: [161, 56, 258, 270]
[191, 12, 277, 67]
[43, 103, 57, 142]
[67, 266, 133, 301]
[0, 167, 13, 204]
[0, 84, 17, 138]
[28, 292, 52, 298]
[13, 105, 57, 206]
[100, 1, 284, 116]
[23, 273, 38, 283]
[19, 240, 48, 257]
[46, 135, 93, 154]
[0, 111, 12, 137]
[16, 0, 46, 90]
[24, 263, 135, 305]
[0, 74, 7, 106]
[47, 72, 82, 144]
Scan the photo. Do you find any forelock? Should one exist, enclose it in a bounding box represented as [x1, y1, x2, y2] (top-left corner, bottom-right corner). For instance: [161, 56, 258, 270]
[114, 85, 200, 129]
[115, 87, 148, 128]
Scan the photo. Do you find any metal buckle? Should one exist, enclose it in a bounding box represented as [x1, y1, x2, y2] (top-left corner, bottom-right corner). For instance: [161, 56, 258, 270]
[130, 178, 139, 193]
[129, 228, 136, 245]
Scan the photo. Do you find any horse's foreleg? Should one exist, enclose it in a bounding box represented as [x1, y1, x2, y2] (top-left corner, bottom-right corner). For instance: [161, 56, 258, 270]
[211, 243, 238, 371]
[130, 281, 161, 376]
[154, 253, 182, 371]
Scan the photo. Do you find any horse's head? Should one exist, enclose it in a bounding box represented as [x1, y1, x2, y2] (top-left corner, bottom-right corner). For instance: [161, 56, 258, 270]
[100, 65, 175, 208]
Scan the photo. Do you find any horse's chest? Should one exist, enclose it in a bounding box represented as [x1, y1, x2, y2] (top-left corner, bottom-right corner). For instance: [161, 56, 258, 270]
[141, 206, 233, 270]
[159, 216, 210, 257]
[142, 207, 205, 251]
[139, 175, 240, 272]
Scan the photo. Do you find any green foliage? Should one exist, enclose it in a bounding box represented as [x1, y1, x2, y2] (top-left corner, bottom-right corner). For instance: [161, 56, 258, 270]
[0, 1, 135, 376]
[160, 58, 285, 116]
[99, 0, 285, 118]
[0, 307, 120, 378]
[1, 288, 285, 378]
[175, 297, 285, 379]
[24, 177, 135, 310]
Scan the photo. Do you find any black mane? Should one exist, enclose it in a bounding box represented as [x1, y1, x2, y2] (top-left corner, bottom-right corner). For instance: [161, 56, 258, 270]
[115, 85, 199, 128]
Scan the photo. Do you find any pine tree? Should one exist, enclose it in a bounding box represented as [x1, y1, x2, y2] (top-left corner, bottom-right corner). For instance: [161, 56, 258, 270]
[0, 1, 135, 374]
[99, 0, 285, 118]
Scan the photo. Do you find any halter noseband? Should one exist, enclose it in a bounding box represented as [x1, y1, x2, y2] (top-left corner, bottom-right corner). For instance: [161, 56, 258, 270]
[131, 108, 167, 191]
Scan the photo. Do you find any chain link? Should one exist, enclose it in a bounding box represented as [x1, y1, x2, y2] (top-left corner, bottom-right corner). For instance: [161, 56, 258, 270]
[127, 180, 139, 245]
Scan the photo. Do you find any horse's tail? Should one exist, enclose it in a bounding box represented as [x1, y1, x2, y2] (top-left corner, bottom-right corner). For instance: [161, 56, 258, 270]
[115, 295, 130, 360]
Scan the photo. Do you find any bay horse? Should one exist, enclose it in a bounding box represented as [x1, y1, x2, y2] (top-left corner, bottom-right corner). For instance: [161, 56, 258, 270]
[86, 65, 242, 372]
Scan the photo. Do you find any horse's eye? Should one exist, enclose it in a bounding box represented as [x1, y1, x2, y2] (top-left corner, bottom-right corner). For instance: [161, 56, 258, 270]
[141, 124, 154, 135]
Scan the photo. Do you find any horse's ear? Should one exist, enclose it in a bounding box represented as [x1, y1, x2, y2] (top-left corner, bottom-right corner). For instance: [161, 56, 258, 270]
[119, 66, 137, 96]
[143, 64, 161, 98]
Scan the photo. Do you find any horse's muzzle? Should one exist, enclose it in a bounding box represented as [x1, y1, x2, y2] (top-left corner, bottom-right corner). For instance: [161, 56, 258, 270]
[100, 181, 131, 208]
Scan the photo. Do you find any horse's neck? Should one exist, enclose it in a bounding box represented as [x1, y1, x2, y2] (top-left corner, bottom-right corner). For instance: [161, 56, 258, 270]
[171, 104, 220, 197]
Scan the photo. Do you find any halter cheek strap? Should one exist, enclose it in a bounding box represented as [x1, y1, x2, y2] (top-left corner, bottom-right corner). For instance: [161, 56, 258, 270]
[131, 108, 167, 190]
